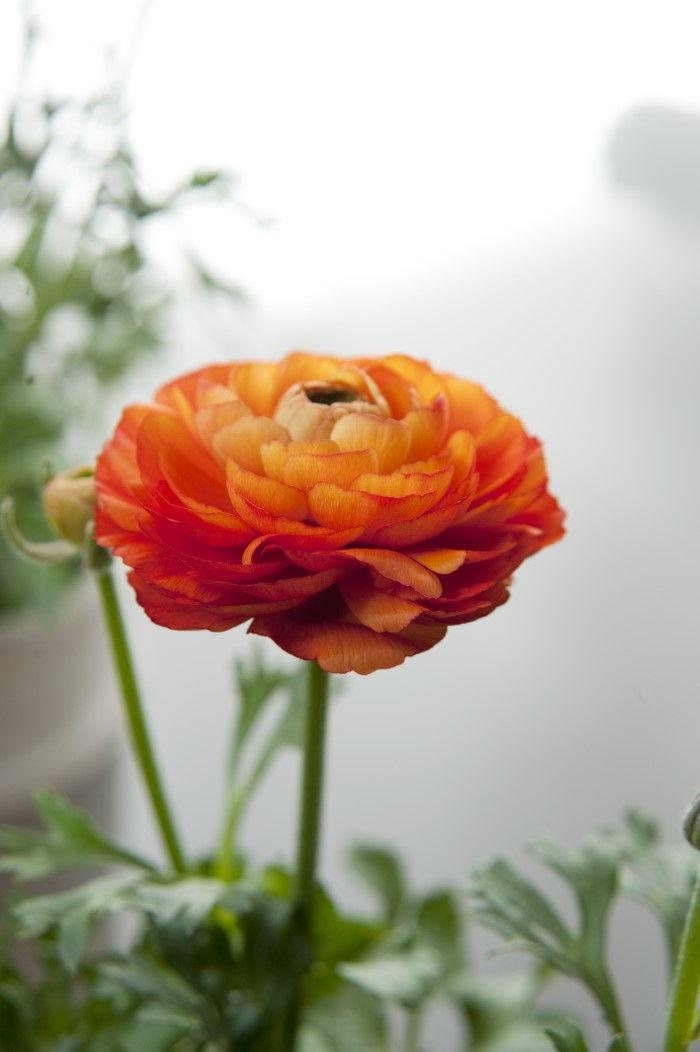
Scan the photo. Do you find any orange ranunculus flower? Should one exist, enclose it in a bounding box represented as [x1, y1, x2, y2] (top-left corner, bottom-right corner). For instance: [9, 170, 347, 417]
[94, 352, 564, 674]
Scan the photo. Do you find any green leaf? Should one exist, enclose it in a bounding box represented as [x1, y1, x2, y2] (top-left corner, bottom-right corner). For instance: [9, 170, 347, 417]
[472, 858, 572, 947]
[303, 982, 389, 1052]
[124, 877, 251, 931]
[347, 845, 405, 923]
[416, 890, 463, 971]
[14, 871, 143, 971]
[544, 1020, 591, 1052]
[338, 946, 441, 1005]
[0, 789, 155, 881]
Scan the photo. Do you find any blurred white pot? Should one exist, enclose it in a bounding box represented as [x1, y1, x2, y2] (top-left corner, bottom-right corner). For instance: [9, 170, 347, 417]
[0, 584, 120, 821]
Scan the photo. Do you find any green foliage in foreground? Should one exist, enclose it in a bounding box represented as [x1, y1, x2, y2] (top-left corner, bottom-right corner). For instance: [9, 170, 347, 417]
[0, 652, 696, 1051]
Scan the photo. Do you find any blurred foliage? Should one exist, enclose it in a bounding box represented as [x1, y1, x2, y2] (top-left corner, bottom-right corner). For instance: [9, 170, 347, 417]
[0, 23, 245, 618]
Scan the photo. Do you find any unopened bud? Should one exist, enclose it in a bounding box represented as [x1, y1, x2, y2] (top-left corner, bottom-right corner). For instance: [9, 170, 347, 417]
[273, 380, 387, 441]
[43, 464, 96, 547]
[683, 793, 700, 851]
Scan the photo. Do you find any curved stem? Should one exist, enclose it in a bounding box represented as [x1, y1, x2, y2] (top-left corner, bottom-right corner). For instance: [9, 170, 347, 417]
[285, 661, 330, 1051]
[96, 568, 186, 874]
[663, 867, 700, 1052]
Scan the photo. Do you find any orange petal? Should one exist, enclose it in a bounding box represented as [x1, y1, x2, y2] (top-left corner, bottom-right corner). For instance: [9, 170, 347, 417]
[339, 574, 422, 632]
[214, 416, 290, 472]
[365, 363, 420, 418]
[447, 431, 477, 484]
[195, 401, 251, 453]
[409, 548, 467, 574]
[442, 375, 497, 434]
[351, 465, 453, 502]
[331, 414, 411, 472]
[230, 361, 280, 416]
[283, 449, 378, 491]
[308, 483, 438, 535]
[403, 397, 449, 461]
[249, 612, 443, 674]
[226, 459, 308, 521]
[343, 548, 442, 598]
[379, 355, 448, 406]
[260, 439, 339, 482]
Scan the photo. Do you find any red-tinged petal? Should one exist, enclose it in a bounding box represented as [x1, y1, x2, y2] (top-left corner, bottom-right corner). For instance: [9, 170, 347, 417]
[130, 573, 250, 632]
[475, 411, 529, 492]
[155, 365, 231, 414]
[195, 400, 251, 454]
[370, 500, 465, 548]
[330, 414, 411, 472]
[249, 612, 443, 674]
[260, 439, 339, 482]
[283, 449, 378, 491]
[339, 574, 423, 632]
[226, 459, 308, 521]
[214, 416, 289, 472]
[136, 412, 224, 498]
[342, 548, 442, 598]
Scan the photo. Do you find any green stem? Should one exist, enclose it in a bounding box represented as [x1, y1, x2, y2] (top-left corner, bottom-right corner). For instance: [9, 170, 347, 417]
[96, 568, 186, 874]
[663, 867, 700, 1052]
[295, 661, 330, 917]
[284, 661, 330, 1051]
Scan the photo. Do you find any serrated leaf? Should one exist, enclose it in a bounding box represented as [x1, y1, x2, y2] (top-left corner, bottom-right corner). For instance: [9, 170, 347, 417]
[473, 859, 572, 947]
[14, 871, 143, 971]
[338, 947, 441, 1005]
[347, 845, 405, 923]
[124, 877, 236, 931]
[0, 789, 154, 881]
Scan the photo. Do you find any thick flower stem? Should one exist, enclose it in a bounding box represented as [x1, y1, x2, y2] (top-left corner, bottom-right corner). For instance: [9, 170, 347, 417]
[285, 661, 331, 1051]
[295, 661, 330, 913]
[96, 567, 186, 874]
[663, 867, 700, 1052]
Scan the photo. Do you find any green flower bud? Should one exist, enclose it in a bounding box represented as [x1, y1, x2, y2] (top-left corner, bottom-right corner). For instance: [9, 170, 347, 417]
[683, 793, 700, 851]
[43, 464, 96, 547]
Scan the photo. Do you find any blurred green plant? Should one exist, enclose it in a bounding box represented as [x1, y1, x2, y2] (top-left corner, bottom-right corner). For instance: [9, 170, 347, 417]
[0, 18, 245, 618]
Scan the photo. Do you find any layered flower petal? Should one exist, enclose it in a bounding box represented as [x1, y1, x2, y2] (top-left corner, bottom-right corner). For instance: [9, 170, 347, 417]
[95, 351, 564, 674]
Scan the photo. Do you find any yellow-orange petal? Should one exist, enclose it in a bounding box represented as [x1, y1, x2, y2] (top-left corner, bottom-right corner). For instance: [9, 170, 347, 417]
[339, 574, 422, 632]
[364, 363, 420, 418]
[409, 548, 467, 574]
[214, 416, 290, 472]
[283, 449, 378, 491]
[403, 397, 449, 461]
[330, 413, 411, 472]
[446, 430, 477, 484]
[308, 483, 438, 534]
[351, 465, 453, 503]
[260, 439, 339, 482]
[230, 361, 280, 416]
[226, 459, 308, 521]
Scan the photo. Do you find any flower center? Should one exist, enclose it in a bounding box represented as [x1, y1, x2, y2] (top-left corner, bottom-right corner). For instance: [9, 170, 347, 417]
[305, 385, 367, 406]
